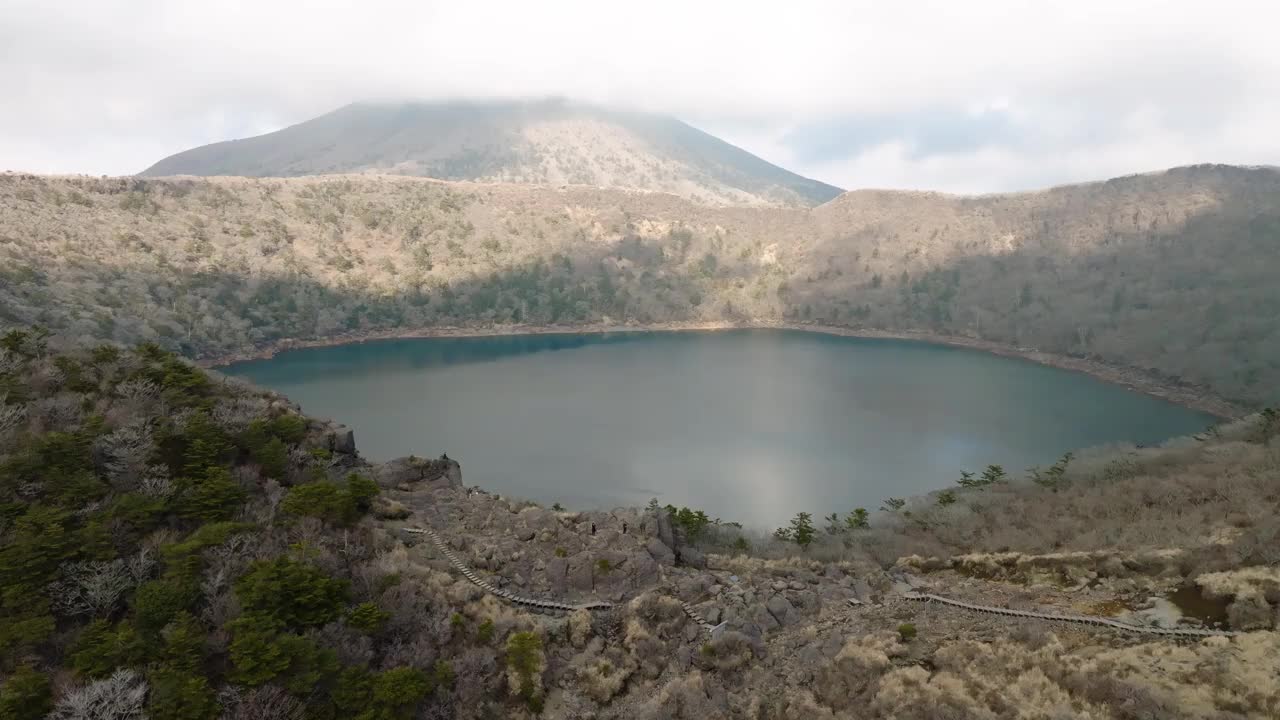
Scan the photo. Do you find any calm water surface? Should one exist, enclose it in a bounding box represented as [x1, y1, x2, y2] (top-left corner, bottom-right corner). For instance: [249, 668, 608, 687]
[224, 330, 1216, 528]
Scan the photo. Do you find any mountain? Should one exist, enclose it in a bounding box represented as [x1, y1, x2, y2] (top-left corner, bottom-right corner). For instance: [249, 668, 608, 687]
[139, 99, 844, 207]
[2, 164, 1279, 408]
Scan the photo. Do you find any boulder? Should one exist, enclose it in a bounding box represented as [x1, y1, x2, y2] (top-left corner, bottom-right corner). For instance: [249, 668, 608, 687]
[655, 510, 675, 550]
[331, 425, 356, 455]
[646, 538, 676, 566]
[680, 547, 707, 569]
[766, 594, 793, 626]
[567, 554, 595, 593]
[546, 557, 569, 596]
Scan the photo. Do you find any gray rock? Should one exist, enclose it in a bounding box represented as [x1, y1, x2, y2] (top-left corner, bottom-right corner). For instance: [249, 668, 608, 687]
[772, 581, 788, 592]
[680, 547, 706, 569]
[766, 594, 793, 626]
[330, 425, 356, 455]
[751, 603, 780, 632]
[517, 529, 535, 542]
[704, 607, 721, 625]
[542, 558, 566, 596]
[656, 510, 675, 550]
[646, 538, 676, 566]
[567, 555, 594, 593]
[789, 581, 806, 591]
[852, 579, 873, 603]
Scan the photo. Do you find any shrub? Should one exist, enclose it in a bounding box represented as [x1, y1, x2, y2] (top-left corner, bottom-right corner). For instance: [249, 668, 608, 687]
[176, 467, 246, 522]
[282, 481, 355, 525]
[345, 473, 379, 511]
[506, 632, 543, 709]
[477, 619, 495, 643]
[596, 559, 612, 574]
[147, 668, 218, 720]
[346, 602, 391, 634]
[845, 508, 870, 530]
[369, 667, 431, 720]
[897, 623, 917, 642]
[70, 620, 145, 678]
[234, 558, 349, 628]
[554, 547, 567, 558]
[226, 615, 337, 691]
[936, 490, 957, 507]
[0, 665, 52, 720]
[780, 512, 815, 549]
[134, 578, 198, 633]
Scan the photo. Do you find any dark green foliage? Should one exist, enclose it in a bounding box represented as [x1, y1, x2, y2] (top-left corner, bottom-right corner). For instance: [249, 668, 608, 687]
[159, 613, 206, 673]
[776, 512, 815, 549]
[1031, 452, 1074, 490]
[161, 521, 254, 575]
[845, 507, 870, 530]
[476, 619, 494, 644]
[665, 505, 711, 540]
[333, 665, 374, 712]
[267, 415, 308, 445]
[0, 665, 52, 720]
[134, 579, 199, 634]
[176, 467, 246, 522]
[148, 668, 218, 720]
[0, 506, 77, 596]
[345, 473, 379, 511]
[366, 667, 431, 720]
[898, 623, 917, 641]
[0, 611, 55, 664]
[282, 481, 355, 525]
[70, 620, 145, 678]
[235, 558, 349, 628]
[936, 489, 958, 506]
[226, 615, 338, 691]
[256, 436, 289, 479]
[281, 473, 379, 526]
[732, 536, 750, 553]
[346, 603, 390, 634]
[506, 631, 543, 710]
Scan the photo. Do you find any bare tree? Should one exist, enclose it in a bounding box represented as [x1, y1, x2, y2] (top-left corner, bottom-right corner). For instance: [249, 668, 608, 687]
[50, 549, 154, 617]
[217, 685, 305, 720]
[49, 668, 148, 720]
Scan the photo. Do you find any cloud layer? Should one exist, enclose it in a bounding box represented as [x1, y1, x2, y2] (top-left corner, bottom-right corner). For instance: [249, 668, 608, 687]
[3, 0, 1277, 192]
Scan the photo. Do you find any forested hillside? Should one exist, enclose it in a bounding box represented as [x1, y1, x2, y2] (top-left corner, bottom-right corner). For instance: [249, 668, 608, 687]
[3, 327, 1278, 719]
[2, 164, 1278, 406]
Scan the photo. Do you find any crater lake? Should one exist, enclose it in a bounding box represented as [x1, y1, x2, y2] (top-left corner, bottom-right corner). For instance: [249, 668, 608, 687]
[223, 329, 1218, 528]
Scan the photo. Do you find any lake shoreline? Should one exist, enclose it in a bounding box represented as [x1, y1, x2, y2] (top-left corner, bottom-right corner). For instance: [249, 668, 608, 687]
[202, 321, 1245, 419]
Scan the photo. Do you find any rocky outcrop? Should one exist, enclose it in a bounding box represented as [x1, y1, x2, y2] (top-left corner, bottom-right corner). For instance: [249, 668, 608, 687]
[373, 454, 462, 489]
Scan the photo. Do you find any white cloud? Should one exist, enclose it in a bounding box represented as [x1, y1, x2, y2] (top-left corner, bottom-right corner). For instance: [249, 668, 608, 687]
[1, 0, 1278, 191]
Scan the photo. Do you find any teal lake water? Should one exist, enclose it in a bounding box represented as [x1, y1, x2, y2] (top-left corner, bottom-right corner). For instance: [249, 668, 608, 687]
[223, 330, 1216, 528]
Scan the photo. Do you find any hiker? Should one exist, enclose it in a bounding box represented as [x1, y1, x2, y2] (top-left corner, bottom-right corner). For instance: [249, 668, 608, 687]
[622, 521, 628, 534]
[591, 523, 596, 536]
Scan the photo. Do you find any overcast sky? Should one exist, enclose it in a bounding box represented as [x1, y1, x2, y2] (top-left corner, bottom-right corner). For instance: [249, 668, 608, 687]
[3, 0, 1278, 193]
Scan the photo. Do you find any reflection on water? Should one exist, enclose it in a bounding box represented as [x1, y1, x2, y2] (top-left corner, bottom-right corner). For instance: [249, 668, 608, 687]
[224, 330, 1216, 528]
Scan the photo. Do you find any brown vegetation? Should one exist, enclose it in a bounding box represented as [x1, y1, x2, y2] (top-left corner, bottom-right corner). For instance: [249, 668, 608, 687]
[3, 164, 1278, 408]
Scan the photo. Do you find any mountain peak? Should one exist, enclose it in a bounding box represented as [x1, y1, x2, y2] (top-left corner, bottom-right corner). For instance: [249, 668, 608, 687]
[140, 100, 842, 207]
